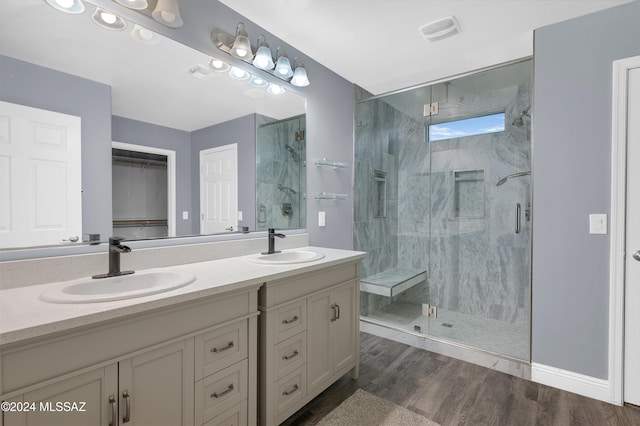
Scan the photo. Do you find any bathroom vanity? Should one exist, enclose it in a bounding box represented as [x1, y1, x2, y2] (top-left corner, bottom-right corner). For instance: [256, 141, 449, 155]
[0, 246, 365, 426]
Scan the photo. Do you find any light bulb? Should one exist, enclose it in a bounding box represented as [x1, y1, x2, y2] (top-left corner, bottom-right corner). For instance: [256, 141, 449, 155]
[161, 10, 175, 22]
[56, 0, 74, 8]
[101, 12, 117, 24]
[138, 28, 153, 41]
[235, 48, 248, 58]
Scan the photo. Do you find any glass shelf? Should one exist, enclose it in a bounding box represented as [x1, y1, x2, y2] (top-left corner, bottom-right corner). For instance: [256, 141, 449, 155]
[314, 192, 348, 200]
[314, 158, 348, 169]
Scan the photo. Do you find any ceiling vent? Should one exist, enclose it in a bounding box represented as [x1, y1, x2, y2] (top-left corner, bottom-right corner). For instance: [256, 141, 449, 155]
[419, 16, 460, 42]
[188, 65, 214, 80]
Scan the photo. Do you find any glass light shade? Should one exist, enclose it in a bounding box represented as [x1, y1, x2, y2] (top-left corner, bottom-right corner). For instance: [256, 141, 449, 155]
[115, 0, 148, 10]
[45, 0, 85, 14]
[208, 57, 230, 72]
[274, 54, 293, 79]
[92, 8, 126, 31]
[290, 66, 310, 87]
[152, 0, 183, 28]
[229, 67, 250, 81]
[130, 24, 159, 45]
[267, 83, 285, 95]
[253, 45, 275, 70]
[231, 29, 253, 59]
[249, 75, 268, 88]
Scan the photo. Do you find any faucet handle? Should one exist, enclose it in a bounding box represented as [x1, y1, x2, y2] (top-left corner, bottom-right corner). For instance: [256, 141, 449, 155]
[109, 236, 126, 245]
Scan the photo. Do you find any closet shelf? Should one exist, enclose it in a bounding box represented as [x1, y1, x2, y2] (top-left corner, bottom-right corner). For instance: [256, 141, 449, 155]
[314, 158, 348, 169]
[314, 192, 348, 200]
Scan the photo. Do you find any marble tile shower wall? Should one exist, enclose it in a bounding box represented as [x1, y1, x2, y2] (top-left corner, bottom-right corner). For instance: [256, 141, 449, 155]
[355, 82, 531, 327]
[256, 115, 306, 231]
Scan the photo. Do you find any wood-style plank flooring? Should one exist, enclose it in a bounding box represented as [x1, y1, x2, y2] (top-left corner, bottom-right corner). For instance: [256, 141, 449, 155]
[282, 332, 640, 426]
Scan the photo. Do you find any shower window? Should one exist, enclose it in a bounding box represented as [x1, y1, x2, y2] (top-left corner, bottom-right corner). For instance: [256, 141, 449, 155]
[429, 112, 505, 141]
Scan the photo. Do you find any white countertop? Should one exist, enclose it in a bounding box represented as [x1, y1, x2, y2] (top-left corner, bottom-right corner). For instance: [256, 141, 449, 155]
[0, 247, 365, 347]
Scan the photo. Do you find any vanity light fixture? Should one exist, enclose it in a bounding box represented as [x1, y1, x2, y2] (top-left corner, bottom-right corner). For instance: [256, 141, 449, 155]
[267, 83, 285, 95]
[152, 0, 183, 28]
[252, 35, 275, 70]
[130, 24, 159, 45]
[290, 58, 310, 87]
[274, 47, 293, 79]
[92, 7, 126, 30]
[114, 0, 148, 10]
[230, 23, 253, 59]
[44, 0, 85, 14]
[208, 57, 231, 72]
[249, 74, 268, 88]
[229, 66, 250, 81]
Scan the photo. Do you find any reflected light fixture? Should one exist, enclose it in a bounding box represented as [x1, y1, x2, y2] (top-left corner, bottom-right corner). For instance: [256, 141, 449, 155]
[152, 0, 183, 28]
[92, 7, 126, 30]
[114, 0, 148, 10]
[249, 74, 268, 88]
[208, 57, 230, 72]
[229, 66, 250, 81]
[290, 58, 310, 87]
[131, 24, 159, 45]
[267, 83, 285, 95]
[230, 23, 253, 59]
[44, 0, 85, 14]
[252, 35, 274, 70]
[274, 48, 293, 79]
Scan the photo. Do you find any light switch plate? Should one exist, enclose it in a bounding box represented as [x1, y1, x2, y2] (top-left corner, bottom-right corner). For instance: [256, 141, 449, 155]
[237, 211, 243, 221]
[318, 211, 326, 227]
[182, 211, 188, 220]
[589, 214, 607, 235]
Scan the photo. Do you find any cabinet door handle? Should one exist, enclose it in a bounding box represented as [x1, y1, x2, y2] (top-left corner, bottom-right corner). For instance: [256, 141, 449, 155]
[282, 315, 299, 325]
[108, 395, 116, 426]
[282, 350, 299, 360]
[122, 390, 131, 423]
[211, 341, 234, 353]
[335, 303, 340, 320]
[330, 304, 337, 322]
[210, 384, 234, 399]
[282, 384, 299, 396]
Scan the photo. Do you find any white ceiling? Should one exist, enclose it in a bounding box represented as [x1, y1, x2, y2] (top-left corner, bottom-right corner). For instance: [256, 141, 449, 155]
[220, 0, 635, 95]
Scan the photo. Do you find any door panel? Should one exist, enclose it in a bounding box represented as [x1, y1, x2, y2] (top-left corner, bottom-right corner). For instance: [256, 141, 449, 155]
[307, 290, 332, 394]
[333, 282, 356, 372]
[200, 144, 238, 234]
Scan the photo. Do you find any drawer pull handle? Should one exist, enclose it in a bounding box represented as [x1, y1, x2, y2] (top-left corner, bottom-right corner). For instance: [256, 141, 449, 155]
[211, 384, 234, 399]
[108, 395, 116, 426]
[211, 341, 234, 353]
[122, 390, 131, 423]
[282, 315, 299, 325]
[282, 384, 299, 396]
[282, 350, 299, 360]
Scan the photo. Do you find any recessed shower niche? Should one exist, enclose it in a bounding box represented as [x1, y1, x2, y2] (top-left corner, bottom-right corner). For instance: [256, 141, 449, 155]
[453, 169, 484, 218]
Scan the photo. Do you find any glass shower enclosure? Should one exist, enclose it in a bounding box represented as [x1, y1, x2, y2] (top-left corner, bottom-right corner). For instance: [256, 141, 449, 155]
[355, 60, 532, 361]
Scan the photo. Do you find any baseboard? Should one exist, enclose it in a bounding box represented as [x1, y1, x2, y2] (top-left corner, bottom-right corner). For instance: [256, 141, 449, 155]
[531, 362, 614, 403]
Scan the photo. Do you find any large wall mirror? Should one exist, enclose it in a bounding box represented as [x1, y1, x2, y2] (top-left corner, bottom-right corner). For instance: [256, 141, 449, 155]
[0, 0, 306, 250]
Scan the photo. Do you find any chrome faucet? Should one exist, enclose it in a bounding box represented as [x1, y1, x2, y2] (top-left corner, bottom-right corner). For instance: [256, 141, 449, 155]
[92, 237, 134, 279]
[263, 228, 286, 255]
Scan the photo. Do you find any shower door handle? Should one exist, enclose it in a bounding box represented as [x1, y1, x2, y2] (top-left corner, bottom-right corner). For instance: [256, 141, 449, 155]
[515, 203, 521, 234]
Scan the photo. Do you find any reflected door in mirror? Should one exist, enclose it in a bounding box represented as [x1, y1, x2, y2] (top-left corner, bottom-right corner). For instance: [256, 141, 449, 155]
[200, 143, 238, 234]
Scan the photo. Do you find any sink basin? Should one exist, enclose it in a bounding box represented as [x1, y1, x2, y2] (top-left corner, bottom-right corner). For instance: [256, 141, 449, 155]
[40, 270, 196, 303]
[247, 249, 325, 265]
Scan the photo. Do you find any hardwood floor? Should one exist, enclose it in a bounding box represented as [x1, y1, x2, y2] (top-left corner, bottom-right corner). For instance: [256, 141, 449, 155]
[282, 332, 640, 426]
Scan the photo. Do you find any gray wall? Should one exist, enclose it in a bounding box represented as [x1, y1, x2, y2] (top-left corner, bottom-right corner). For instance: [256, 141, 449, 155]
[112, 116, 192, 236]
[0, 55, 112, 241]
[191, 114, 256, 234]
[88, 0, 356, 250]
[532, 1, 640, 379]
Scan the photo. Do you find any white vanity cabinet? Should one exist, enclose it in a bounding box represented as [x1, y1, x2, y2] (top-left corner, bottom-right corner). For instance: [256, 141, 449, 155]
[258, 261, 360, 426]
[0, 287, 259, 426]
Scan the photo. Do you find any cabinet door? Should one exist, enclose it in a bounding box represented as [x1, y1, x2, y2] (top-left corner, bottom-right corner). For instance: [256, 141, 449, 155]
[118, 339, 194, 426]
[2, 365, 117, 426]
[306, 289, 332, 394]
[333, 281, 356, 372]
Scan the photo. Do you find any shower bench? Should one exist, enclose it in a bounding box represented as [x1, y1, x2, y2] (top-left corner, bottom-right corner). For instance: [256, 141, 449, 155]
[360, 268, 426, 298]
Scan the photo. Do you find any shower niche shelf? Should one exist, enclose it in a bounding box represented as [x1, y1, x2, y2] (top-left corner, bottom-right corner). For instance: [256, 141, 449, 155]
[314, 192, 348, 200]
[314, 158, 348, 169]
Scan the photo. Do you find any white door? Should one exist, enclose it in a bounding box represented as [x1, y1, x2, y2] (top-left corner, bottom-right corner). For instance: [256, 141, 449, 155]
[625, 66, 640, 406]
[200, 144, 238, 234]
[0, 101, 82, 248]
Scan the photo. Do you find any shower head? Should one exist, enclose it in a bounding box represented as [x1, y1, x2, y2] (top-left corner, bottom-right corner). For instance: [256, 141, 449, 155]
[512, 105, 531, 127]
[496, 171, 531, 186]
[285, 144, 299, 161]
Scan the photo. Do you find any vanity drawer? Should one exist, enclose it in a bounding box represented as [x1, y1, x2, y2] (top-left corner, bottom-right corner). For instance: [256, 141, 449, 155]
[274, 367, 306, 420]
[203, 399, 247, 426]
[274, 332, 306, 380]
[196, 360, 248, 425]
[276, 300, 306, 342]
[195, 320, 248, 380]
